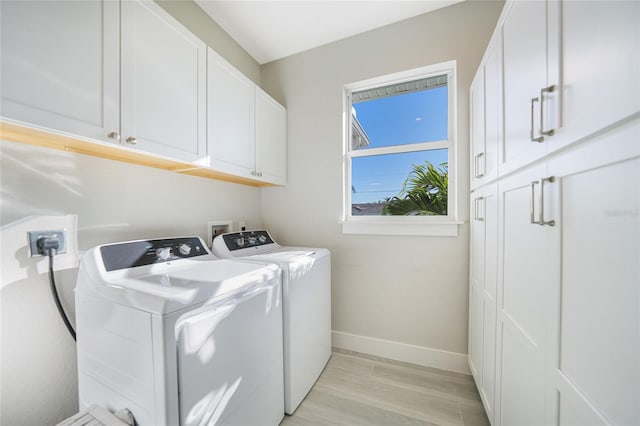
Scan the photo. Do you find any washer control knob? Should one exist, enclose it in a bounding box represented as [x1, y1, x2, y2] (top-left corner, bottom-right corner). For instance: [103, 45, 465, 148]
[156, 247, 172, 261]
[258, 234, 267, 243]
[178, 244, 191, 256]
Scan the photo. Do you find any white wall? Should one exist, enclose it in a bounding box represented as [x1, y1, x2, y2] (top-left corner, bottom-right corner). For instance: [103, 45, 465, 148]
[260, 0, 503, 371]
[156, 0, 260, 84]
[0, 1, 262, 424]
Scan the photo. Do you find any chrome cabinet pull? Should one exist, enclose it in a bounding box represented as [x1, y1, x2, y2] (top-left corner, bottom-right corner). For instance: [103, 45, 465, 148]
[540, 85, 555, 137]
[474, 196, 485, 221]
[478, 196, 485, 221]
[530, 180, 540, 224]
[107, 131, 120, 141]
[530, 97, 544, 142]
[475, 153, 486, 178]
[473, 154, 478, 179]
[125, 136, 137, 145]
[539, 176, 556, 226]
[474, 197, 478, 221]
[257, 172, 263, 177]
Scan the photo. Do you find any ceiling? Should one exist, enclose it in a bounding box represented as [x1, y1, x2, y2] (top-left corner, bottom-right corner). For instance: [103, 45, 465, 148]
[194, 1, 464, 65]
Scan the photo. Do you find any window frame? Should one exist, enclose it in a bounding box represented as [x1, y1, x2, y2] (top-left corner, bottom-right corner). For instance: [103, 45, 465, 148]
[341, 60, 461, 236]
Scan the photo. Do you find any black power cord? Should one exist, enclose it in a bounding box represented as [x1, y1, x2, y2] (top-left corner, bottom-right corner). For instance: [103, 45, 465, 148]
[37, 237, 77, 341]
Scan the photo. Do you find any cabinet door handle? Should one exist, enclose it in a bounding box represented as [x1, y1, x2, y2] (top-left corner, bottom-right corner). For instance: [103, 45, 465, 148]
[107, 131, 120, 141]
[530, 180, 541, 224]
[257, 172, 263, 177]
[530, 98, 544, 142]
[475, 153, 486, 178]
[474, 197, 478, 220]
[125, 136, 137, 145]
[539, 176, 556, 226]
[540, 85, 555, 137]
[478, 196, 485, 221]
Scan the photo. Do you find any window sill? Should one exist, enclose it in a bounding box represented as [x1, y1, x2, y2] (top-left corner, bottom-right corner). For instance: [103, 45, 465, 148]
[341, 219, 464, 237]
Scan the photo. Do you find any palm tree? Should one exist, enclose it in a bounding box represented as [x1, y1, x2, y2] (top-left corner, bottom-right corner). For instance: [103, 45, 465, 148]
[382, 162, 448, 216]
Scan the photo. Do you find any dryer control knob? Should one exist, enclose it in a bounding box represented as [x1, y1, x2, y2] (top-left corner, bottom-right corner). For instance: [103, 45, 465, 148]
[235, 237, 245, 247]
[178, 244, 191, 256]
[157, 247, 172, 261]
[258, 234, 267, 243]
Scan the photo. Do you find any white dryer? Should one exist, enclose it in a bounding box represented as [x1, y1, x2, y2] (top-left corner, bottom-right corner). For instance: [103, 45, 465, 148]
[212, 230, 331, 414]
[75, 237, 284, 426]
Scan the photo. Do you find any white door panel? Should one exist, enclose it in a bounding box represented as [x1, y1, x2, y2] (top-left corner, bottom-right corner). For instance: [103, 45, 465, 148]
[121, 0, 206, 163]
[555, 0, 640, 151]
[208, 48, 255, 177]
[501, 0, 549, 173]
[548, 127, 640, 426]
[0, 0, 119, 141]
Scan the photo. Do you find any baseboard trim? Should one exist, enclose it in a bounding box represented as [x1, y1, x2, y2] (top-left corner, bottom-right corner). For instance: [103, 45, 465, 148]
[332, 330, 470, 375]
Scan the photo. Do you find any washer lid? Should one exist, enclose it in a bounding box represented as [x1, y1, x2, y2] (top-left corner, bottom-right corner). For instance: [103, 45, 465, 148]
[77, 238, 281, 314]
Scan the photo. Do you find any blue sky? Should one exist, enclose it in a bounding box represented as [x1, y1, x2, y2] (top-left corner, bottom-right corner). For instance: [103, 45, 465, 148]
[351, 86, 448, 204]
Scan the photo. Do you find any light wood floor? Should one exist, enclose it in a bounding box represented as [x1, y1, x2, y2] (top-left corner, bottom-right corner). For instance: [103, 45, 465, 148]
[281, 349, 489, 426]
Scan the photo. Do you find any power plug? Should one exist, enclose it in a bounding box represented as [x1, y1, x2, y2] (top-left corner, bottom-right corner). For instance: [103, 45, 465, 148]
[37, 236, 61, 256]
[28, 230, 66, 257]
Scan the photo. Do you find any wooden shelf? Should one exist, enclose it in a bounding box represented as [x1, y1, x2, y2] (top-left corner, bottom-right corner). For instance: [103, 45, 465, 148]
[0, 120, 273, 187]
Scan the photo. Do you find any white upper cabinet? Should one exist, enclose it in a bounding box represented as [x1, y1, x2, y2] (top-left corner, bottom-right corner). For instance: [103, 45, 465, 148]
[207, 48, 287, 185]
[208, 48, 255, 177]
[470, 35, 500, 190]
[255, 87, 287, 186]
[500, 0, 558, 175]
[121, 0, 206, 163]
[0, 0, 119, 142]
[553, 0, 640, 151]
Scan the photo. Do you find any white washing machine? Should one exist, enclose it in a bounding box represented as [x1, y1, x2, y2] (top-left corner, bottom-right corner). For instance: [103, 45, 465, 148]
[75, 237, 284, 426]
[212, 230, 331, 414]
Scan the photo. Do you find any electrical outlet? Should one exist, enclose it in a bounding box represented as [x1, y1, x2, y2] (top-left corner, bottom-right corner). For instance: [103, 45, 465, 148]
[27, 230, 67, 257]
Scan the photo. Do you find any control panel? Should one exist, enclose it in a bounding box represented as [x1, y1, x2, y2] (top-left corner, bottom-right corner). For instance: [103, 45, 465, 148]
[222, 230, 274, 251]
[100, 237, 208, 272]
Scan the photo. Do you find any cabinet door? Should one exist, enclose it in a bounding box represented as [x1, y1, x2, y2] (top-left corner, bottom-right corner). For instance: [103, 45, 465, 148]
[496, 163, 559, 426]
[480, 184, 497, 423]
[482, 38, 500, 185]
[0, 0, 119, 142]
[469, 189, 485, 380]
[471, 37, 500, 190]
[552, 0, 640, 152]
[208, 48, 255, 178]
[469, 184, 498, 423]
[121, 0, 206, 163]
[547, 120, 640, 426]
[255, 88, 287, 185]
[500, 0, 554, 175]
[470, 71, 485, 190]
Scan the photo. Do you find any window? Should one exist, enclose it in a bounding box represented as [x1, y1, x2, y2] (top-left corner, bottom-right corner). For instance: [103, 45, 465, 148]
[342, 61, 460, 236]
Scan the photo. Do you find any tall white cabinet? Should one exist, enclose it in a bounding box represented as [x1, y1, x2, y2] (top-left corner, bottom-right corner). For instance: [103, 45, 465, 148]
[469, 1, 640, 425]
